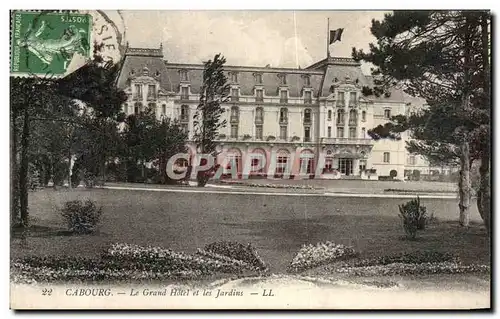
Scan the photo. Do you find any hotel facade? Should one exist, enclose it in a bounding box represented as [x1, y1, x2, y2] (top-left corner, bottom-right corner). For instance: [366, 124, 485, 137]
[116, 45, 448, 180]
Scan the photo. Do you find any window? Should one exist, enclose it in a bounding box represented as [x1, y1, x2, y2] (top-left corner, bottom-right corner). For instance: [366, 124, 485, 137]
[253, 89, 263, 102]
[304, 91, 312, 104]
[255, 125, 263, 140]
[280, 125, 287, 140]
[383, 152, 390, 163]
[255, 73, 263, 84]
[304, 109, 312, 124]
[231, 124, 239, 138]
[327, 110, 332, 121]
[276, 154, 289, 174]
[255, 107, 264, 123]
[362, 110, 366, 121]
[231, 88, 239, 101]
[230, 106, 239, 122]
[361, 127, 366, 137]
[304, 127, 311, 142]
[230, 72, 238, 83]
[304, 75, 311, 86]
[147, 84, 156, 99]
[134, 102, 141, 114]
[349, 92, 357, 106]
[349, 127, 356, 138]
[384, 109, 391, 119]
[162, 104, 166, 115]
[327, 126, 332, 138]
[181, 105, 189, 122]
[349, 110, 357, 126]
[134, 84, 143, 99]
[279, 108, 288, 123]
[337, 127, 344, 138]
[180, 70, 188, 81]
[181, 87, 189, 100]
[279, 74, 287, 85]
[337, 109, 345, 125]
[337, 91, 345, 106]
[147, 102, 156, 112]
[280, 90, 288, 103]
[359, 159, 367, 172]
[181, 123, 188, 133]
[408, 155, 416, 165]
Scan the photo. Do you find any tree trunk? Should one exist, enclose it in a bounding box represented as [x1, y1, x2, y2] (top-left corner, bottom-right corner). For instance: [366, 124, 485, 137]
[458, 139, 471, 227]
[19, 107, 30, 227]
[477, 13, 491, 233]
[10, 108, 20, 226]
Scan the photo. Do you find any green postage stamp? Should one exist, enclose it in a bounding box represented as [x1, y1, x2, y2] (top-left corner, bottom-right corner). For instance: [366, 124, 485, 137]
[10, 11, 92, 77]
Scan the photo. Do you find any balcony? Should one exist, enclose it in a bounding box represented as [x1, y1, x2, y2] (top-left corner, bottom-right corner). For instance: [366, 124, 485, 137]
[180, 115, 189, 122]
[348, 120, 357, 126]
[255, 117, 263, 124]
[321, 137, 374, 145]
[231, 96, 239, 102]
[280, 98, 288, 104]
[255, 96, 264, 102]
[133, 94, 143, 101]
[180, 95, 189, 101]
[230, 115, 239, 123]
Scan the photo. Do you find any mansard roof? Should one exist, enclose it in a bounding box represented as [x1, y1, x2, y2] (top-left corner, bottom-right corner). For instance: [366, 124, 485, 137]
[116, 46, 425, 104]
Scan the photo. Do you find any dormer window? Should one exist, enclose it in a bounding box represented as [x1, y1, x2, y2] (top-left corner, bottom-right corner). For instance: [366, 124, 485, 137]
[278, 73, 287, 86]
[303, 74, 311, 86]
[337, 91, 345, 106]
[254, 73, 263, 84]
[180, 105, 189, 122]
[230, 72, 238, 83]
[147, 84, 156, 100]
[179, 70, 188, 82]
[181, 87, 189, 100]
[134, 84, 143, 100]
[349, 92, 357, 107]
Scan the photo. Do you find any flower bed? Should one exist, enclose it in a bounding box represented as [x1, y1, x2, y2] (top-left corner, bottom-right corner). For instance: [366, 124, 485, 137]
[338, 251, 460, 268]
[327, 262, 490, 276]
[288, 242, 357, 272]
[198, 241, 267, 271]
[218, 180, 323, 190]
[11, 242, 267, 284]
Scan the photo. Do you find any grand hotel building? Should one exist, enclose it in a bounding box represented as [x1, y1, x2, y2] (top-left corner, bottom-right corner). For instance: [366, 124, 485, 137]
[116, 45, 444, 180]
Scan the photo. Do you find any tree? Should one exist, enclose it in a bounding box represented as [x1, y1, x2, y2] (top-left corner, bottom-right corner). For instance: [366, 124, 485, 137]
[193, 53, 229, 187]
[353, 10, 491, 228]
[10, 50, 126, 228]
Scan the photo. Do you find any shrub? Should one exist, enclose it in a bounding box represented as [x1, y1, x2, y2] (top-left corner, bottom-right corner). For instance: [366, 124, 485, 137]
[59, 199, 103, 234]
[412, 169, 421, 181]
[398, 196, 428, 240]
[389, 169, 398, 178]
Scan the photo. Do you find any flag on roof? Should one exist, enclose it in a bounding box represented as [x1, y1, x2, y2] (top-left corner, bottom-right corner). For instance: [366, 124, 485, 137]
[329, 28, 344, 44]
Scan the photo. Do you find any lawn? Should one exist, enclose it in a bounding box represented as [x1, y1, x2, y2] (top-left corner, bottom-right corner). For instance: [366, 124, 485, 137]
[11, 188, 489, 273]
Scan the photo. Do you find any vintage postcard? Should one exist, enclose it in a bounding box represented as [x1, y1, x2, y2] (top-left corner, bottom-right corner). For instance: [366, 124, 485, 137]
[9, 9, 491, 310]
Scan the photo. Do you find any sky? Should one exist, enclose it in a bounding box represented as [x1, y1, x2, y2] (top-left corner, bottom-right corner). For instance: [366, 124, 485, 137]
[120, 10, 388, 74]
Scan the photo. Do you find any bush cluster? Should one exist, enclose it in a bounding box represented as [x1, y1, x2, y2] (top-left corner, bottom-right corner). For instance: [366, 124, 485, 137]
[288, 241, 357, 272]
[59, 199, 103, 234]
[398, 196, 428, 240]
[218, 180, 322, 190]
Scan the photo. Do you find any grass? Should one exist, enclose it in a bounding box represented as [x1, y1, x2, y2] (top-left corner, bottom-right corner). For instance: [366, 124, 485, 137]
[11, 188, 489, 273]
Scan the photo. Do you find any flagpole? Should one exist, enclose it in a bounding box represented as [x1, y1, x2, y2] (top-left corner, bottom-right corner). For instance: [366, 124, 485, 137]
[326, 18, 330, 58]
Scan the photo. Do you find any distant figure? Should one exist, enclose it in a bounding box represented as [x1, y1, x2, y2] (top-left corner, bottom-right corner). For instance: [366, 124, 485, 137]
[265, 64, 270, 68]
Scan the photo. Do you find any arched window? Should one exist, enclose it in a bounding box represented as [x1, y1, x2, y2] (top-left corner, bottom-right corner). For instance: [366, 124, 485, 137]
[304, 109, 312, 124]
[180, 105, 189, 122]
[327, 109, 332, 121]
[361, 110, 366, 121]
[299, 149, 315, 175]
[226, 148, 242, 173]
[275, 149, 290, 175]
[337, 109, 345, 125]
